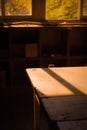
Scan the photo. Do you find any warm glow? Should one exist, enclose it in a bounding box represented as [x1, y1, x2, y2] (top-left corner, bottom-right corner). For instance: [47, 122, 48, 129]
[46, 0, 78, 20]
[26, 67, 87, 97]
[5, 0, 32, 16]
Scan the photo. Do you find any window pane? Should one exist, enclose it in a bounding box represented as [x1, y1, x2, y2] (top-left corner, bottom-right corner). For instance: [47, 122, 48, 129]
[0, 0, 1, 15]
[5, 0, 32, 16]
[46, 0, 78, 20]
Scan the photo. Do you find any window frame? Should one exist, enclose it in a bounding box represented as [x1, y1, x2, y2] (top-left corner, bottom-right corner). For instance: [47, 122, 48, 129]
[0, 0, 45, 22]
[0, 0, 82, 23]
[46, 0, 80, 21]
[79, 0, 87, 20]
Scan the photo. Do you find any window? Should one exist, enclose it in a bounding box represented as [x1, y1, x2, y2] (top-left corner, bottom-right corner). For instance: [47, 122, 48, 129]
[79, 0, 87, 19]
[5, 0, 32, 16]
[0, 0, 83, 22]
[0, 0, 32, 16]
[0, 0, 45, 22]
[46, 0, 79, 20]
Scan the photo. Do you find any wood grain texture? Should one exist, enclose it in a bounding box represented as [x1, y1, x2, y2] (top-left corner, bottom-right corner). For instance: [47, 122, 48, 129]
[41, 95, 87, 121]
[57, 120, 87, 130]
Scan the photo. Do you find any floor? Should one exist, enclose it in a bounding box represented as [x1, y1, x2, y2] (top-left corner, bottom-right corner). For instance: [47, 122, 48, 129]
[0, 87, 34, 130]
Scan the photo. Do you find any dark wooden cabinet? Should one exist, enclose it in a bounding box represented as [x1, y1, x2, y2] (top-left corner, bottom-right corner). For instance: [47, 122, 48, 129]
[40, 27, 68, 67]
[67, 27, 87, 66]
[0, 25, 87, 87]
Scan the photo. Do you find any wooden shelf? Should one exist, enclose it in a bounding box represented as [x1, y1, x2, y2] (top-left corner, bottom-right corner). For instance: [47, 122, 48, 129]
[0, 25, 87, 87]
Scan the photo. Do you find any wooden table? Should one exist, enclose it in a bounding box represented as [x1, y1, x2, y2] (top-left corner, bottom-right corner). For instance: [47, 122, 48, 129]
[26, 66, 87, 130]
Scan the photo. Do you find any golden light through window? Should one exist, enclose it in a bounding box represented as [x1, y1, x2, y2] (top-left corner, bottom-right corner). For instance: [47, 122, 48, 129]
[46, 0, 78, 20]
[5, 0, 32, 16]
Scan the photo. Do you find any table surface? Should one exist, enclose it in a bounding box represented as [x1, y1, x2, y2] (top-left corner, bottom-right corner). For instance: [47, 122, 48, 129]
[26, 66, 87, 121]
[57, 120, 87, 130]
[26, 66, 87, 97]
